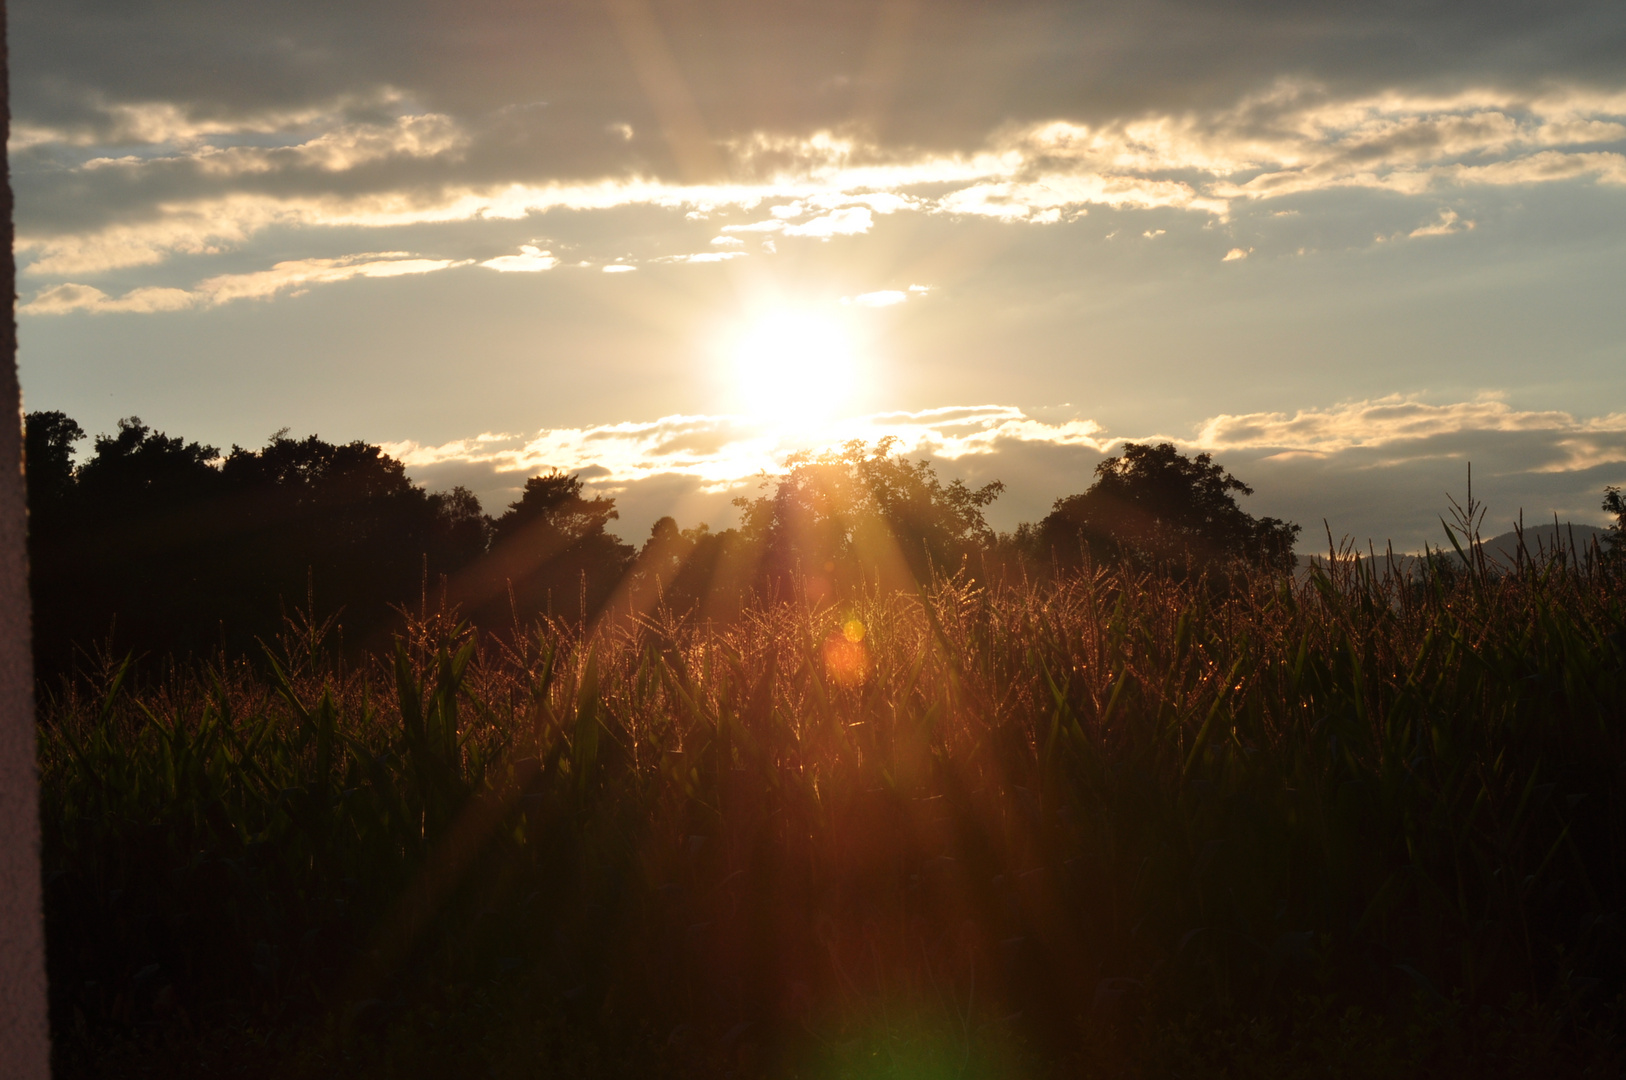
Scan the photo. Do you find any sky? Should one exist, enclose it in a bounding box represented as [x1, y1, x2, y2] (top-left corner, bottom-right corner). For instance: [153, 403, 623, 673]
[12, 0, 1626, 551]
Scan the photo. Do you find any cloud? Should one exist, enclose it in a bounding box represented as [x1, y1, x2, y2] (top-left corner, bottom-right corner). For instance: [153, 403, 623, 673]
[602, 263, 636, 273]
[816, 192, 919, 214]
[198, 253, 469, 301]
[80, 112, 469, 177]
[1222, 247, 1251, 261]
[652, 251, 747, 264]
[380, 396, 1626, 552]
[1193, 395, 1626, 473]
[22, 282, 197, 315]
[1408, 208, 1475, 237]
[480, 245, 560, 272]
[19, 197, 287, 276]
[782, 207, 873, 237]
[1194, 395, 1568, 451]
[21, 2, 1624, 144]
[15, 177, 780, 276]
[720, 218, 789, 234]
[717, 201, 883, 238]
[12, 78, 1626, 288]
[383, 404, 1109, 494]
[371, 397, 1626, 499]
[849, 290, 907, 307]
[1029, 85, 1626, 203]
[10, 88, 416, 149]
[939, 172, 1224, 221]
[21, 252, 467, 314]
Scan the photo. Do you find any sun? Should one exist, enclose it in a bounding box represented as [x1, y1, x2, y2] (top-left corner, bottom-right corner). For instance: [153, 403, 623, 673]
[728, 309, 860, 430]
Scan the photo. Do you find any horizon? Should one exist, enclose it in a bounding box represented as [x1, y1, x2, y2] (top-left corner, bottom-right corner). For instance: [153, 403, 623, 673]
[28, 404, 1622, 557]
[13, 0, 1626, 552]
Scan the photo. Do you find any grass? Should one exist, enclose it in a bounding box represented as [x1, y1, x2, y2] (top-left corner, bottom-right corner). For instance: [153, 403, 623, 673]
[36, 536, 1626, 1078]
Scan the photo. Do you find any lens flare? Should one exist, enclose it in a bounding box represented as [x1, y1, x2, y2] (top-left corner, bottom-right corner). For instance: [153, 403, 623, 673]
[824, 618, 870, 686]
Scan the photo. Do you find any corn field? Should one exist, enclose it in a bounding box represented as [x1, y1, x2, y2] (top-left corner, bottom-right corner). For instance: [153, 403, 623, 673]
[38, 543, 1626, 1078]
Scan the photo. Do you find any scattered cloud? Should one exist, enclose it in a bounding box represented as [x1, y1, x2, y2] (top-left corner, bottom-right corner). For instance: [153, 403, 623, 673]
[721, 218, 789, 234]
[22, 252, 467, 314]
[1408, 208, 1476, 238]
[1194, 395, 1626, 473]
[198, 253, 470, 302]
[602, 263, 637, 273]
[1223, 247, 1251, 261]
[849, 290, 907, 307]
[15, 177, 777, 276]
[480, 245, 561, 272]
[81, 112, 469, 178]
[22, 283, 197, 315]
[719, 204, 877, 238]
[652, 251, 747, 264]
[10, 88, 415, 150]
[13, 81, 1626, 296]
[383, 395, 1626, 550]
[383, 404, 1109, 492]
[781, 206, 874, 238]
[821, 192, 919, 215]
[838, 283, 930, 306]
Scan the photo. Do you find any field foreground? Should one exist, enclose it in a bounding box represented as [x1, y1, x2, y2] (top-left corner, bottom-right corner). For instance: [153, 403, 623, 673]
[38, 552, 1626, 1078]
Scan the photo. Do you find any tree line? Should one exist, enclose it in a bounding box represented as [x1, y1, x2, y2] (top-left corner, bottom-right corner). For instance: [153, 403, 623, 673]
[26, 410, 1309, 673]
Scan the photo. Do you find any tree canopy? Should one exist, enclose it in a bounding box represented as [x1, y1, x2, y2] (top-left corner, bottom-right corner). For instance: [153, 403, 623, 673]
[24, 414, 1330, 671]
[467, 469, 635, 625]
[1036, 441, 1301, 572]
[1605, 485, 1625, 561]
[23, 410, 86, 522]
[733, 438, 1004, 596]
[25, 414, 495, 672]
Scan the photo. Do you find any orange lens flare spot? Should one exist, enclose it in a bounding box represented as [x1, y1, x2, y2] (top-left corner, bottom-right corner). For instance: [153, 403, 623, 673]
[842, 618, 866, 643]
[823, 632, 869, 687]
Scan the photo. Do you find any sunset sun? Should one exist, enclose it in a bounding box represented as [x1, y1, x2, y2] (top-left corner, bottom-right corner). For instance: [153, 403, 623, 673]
[728, 308, 860, 430]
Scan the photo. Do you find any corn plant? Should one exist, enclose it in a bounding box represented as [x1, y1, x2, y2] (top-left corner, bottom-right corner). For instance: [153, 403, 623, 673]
[37, 546, 1626, 1078]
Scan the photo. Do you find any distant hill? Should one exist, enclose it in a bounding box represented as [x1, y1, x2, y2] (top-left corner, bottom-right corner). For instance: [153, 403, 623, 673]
[1480, 522, 1611, 565]
[1300, 522, 1614, 577]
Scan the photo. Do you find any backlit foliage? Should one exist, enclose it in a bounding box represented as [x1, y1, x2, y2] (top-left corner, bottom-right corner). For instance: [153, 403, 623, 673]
[39, 537, 1626, 1078]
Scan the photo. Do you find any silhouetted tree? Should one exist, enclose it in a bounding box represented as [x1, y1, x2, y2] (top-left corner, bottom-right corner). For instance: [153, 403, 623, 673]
[23, 410, 82, 523]
[1604, 485, 1625, 564]
[75, 416, 223, 511]
[477, 470, 634, 624]
[734, 438, 1003, 599]
[429, 485, 493, 571]
[1037, 442, 1300, 572]
[24, 410, 1319, 670]
[25, 412, 90, 669]
[24, 413, 494, 672]
[626, 518, 753, 620]
[43, 417, 226, 666]
[215, 432, 490, 645]
[628, 516, 699, 608]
